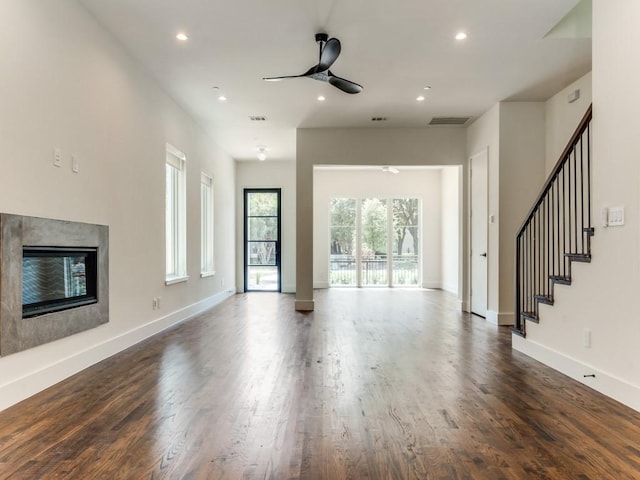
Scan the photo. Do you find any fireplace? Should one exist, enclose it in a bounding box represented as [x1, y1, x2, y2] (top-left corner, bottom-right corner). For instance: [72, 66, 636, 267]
[0, 214, 109, 356]
[22, 246, 98, 318]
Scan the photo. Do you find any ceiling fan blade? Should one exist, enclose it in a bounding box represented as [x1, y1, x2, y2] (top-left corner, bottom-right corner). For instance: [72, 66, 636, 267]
[328, 72, 363, 94]
[318, 37, 341, 71]
[262, 74, 306, 81]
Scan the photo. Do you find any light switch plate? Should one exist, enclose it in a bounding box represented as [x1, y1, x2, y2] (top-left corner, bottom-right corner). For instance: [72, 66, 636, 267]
[608, 205, 625, 226]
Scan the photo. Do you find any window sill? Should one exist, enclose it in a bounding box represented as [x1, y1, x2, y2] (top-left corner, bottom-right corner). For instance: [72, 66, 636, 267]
[200, 271, 216, 278]
[165, 275, 189, 286]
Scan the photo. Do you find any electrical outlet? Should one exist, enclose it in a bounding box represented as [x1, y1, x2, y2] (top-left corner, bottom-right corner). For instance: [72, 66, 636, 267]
[152, 298, 158, 310]
[72, 155, 79, 173]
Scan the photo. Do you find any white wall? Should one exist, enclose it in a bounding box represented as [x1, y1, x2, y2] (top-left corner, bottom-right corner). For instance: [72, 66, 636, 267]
[514, 0, 640, 412]
[0, 0, 236, 410]
[545, 72, 593, 174]
[313, 168, 457, 290]
[466, 103, 546, 325]
[296, 127, 467, 310]
[235, 160, 296, 293]
[441, 167, 461, 294]
[498, 103, 546, 317]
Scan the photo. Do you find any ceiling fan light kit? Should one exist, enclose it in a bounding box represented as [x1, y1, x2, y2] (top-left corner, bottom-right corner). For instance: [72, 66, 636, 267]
[263, 33, 363, 94]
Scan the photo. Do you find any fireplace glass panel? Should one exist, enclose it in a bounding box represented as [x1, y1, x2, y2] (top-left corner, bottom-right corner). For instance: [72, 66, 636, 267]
[22, 247, 98, 318]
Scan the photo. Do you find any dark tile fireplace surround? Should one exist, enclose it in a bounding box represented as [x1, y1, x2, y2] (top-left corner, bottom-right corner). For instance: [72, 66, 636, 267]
[0, 214, 109, 356]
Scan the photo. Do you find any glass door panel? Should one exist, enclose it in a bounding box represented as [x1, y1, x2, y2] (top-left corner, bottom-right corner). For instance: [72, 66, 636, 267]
[329, 198, 357, 286]
[245, 189, 281, 292]
[392, 198, 420, 286]
[360, 198, 388, 286]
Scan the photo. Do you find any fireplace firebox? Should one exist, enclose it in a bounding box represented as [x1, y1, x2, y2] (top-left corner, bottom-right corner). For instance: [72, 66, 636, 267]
[22, 247, 98, 318]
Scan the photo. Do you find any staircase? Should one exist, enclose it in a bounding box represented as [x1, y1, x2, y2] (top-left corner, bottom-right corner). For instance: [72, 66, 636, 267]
[513, 105, 593, 337]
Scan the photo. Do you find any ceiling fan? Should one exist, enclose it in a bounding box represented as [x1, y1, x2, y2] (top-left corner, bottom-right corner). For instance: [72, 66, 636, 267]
[263, 33, 363, 94]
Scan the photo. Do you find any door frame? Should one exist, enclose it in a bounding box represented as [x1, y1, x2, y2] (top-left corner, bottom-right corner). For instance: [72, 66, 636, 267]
[470, 149, 488, 317]
[243, 188, 282, 292]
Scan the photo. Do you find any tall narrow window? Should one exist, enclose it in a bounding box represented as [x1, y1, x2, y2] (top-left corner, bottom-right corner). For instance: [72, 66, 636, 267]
[165, 144, 187, 284]
[200, 173, 215, 277]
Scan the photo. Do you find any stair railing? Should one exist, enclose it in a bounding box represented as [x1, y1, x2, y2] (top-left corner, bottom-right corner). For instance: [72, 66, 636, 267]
[514, 105, 593, 336]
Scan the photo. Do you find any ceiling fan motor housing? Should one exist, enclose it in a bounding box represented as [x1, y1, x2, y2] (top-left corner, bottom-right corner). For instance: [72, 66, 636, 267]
[315, 33, 329, 44]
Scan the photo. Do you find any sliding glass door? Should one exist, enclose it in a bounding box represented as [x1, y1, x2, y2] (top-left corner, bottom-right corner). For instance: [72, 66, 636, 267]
[360, 198, 388, 286]
[329, 197, 420, 287]
[392, 198, 420, 286]
[329, 198, 357, 286]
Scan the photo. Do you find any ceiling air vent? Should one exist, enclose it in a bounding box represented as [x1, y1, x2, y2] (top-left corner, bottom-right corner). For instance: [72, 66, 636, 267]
[429, 116, 471, 126]
[371, 117, 388, 122]
[249, 116, 267, 122]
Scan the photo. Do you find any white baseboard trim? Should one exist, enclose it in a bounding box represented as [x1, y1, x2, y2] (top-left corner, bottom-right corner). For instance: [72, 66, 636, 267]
[460, 300, 470, 312]
[282, 284, 296, 293]
[513, 335, 640, 413]
[422, 281, 441, 289]
[313, 281, 329, 289]
[486, 310, 515, 326]
[0, 289, 235, 412]
[441, 281, 458, 294]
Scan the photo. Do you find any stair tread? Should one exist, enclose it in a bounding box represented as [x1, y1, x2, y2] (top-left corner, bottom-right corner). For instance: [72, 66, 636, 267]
[534, 294, 554, 305]
[550, 275, 572, 285]
[521, 311, 539, 323]
[565, 253, 591, 262]
[511, 327, 526, 337]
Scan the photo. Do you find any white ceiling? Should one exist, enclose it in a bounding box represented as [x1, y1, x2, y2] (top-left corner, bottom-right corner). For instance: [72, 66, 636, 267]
[78, 0, 591, 162]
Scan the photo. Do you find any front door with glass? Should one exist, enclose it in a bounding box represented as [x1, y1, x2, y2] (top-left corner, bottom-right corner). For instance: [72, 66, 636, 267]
[244, 189, 281, 292]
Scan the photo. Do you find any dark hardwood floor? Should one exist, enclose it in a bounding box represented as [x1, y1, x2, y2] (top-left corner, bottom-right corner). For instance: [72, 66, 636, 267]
[0, 289, 639, 479]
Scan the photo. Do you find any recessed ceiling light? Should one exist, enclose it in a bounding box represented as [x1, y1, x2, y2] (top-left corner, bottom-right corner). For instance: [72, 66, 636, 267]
[318, 95, 326, 101]
[423, 86, 432, 90]
[176, 32, 189, 41]
[455, 32, 467, 40]
[416, 96, 425, 102]
[218, 95, 227, 101]
[257, 146, 268, 161]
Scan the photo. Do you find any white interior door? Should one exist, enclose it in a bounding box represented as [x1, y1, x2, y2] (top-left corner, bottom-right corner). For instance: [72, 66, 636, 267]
[470, 149, 488, 317]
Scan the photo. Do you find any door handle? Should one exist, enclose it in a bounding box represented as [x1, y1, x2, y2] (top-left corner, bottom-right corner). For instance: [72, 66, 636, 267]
[480, 253, 487, 257]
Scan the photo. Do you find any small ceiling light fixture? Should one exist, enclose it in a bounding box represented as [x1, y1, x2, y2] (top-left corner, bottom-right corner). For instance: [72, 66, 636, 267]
[423, 85, 432, 90]
[318, 95, 326, 101]
[218, 95, 227, 101]
[382, 166, 400, 174]
[257, 146, 268, 161]
[176, 32, 189, 41]
[455, 32, 467, 40]
[416, 95, 425, 102]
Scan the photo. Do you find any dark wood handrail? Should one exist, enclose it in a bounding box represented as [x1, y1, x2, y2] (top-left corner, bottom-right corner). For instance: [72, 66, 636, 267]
[516, 105, 592, 239]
